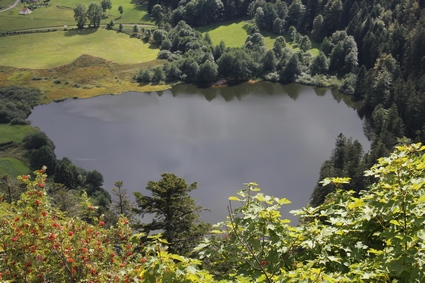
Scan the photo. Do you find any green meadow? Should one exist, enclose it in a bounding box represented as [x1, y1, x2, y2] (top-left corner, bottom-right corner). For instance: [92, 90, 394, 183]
[0, 124, 36, 144]
[0, 124, 33, 177]
[0, 0, 15, 10]
[199, 20, 250, 48]
[199, 19, 320, 55]
[0, 28, 158, 68]
[0, 0, 151, 32]
[0, 157, 30, 177]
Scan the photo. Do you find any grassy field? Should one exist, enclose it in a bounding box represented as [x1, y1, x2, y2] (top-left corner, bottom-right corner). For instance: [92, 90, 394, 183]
[199, 20, 250, 48]
[0, 28, 158, 68]
[0, 0, 151, 32]
[0, 124, 36, 144]
[0, 124, 33, 177]
[0, 157, 30, 177]
[0, 0, 15, 10]
[199, 20, 320, 55]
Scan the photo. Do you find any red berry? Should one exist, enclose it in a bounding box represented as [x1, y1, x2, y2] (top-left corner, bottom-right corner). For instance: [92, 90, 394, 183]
[261, 261, 266, 266]
[99, 221, 105, 227]
[67, 258, 74, 263]
[41, 212, 47, 217]
[68, 231, 74, 236]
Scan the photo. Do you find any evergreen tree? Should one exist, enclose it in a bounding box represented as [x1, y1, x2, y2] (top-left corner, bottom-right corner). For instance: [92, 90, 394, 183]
[311, 14, 325, 42]
[133, 173, 210, 255]
[287, 0, 305, 30]
[279, 53, 301, 83]
[198, 60, 218, 83]
[310, 133, 366, 207]
[299, 35, 312, 52]
[353, 65, 368, 101]
[309, 51, 329, 75]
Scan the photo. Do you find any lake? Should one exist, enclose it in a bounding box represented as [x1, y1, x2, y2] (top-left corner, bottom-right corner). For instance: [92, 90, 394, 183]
[29, 82, 368, 224]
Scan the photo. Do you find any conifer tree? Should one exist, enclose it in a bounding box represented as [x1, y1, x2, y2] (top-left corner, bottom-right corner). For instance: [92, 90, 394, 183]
[133, 173, 210, 255]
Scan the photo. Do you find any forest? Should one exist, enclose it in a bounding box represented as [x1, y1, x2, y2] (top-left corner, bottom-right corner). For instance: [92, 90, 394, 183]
[129, 0, 425, 206]
[1, 0, 425, 281]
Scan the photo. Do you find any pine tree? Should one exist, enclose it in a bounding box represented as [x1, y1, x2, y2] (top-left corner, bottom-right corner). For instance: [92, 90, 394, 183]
[133, 173, 210, 255]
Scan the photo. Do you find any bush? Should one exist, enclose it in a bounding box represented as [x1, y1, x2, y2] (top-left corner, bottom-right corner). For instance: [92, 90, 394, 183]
[23, 131, 54, 150]
[0, 169, 212, 283]
[157, 50, 172, 60]
[9, 118, 29, 125]
[198, 144, 425, 282]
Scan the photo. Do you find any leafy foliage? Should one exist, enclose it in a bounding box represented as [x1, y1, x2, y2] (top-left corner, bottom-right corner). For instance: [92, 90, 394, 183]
[198, 143, 425, 282]
[0, 86, 40, 124]
[2, 144, 425, 281]
[0, 168, 137, 282]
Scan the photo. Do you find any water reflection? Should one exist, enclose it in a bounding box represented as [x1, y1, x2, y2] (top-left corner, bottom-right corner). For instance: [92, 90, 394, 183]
[29, 82, 367, 224]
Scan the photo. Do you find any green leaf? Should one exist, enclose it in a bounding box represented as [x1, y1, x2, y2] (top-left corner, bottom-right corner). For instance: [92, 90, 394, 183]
[278, 198, 291, 204]
[390, 219, 401, 226]
[170, 254, 185, 262]
[229, 196, 240, 201]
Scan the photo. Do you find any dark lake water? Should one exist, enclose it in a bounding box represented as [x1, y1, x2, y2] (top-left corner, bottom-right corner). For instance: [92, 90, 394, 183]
[29, 82, 368, 224]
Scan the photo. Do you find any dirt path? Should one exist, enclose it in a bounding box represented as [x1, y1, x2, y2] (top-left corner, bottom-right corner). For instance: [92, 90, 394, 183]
[0, 0, 20, 13]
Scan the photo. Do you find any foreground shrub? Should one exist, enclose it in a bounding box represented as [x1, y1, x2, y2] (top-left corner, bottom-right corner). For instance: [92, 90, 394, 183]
[0, 168, 213, 282]
[198, 143, 425, 282]
[0, 168, 138, 282]
[2, 143, 425, 282]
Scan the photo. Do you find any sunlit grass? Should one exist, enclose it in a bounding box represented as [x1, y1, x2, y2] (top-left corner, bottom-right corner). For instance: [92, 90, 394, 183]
[0, 0, 151, 32]
[199, 19, 320, 55]
[0, 157, 30, 177]
[0, 28, 158, 68]
[199, 20, 250, 48]
[0, 124, 36, 144]
[0, 0, 15, 10]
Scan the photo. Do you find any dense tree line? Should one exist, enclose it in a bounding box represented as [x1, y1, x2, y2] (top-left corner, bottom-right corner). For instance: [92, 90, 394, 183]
[19, 130, 112, 218]
[144, 0, 420, 207]
[309, 0, 425, 206]
[138, 0, 425, 207]
[134, 20, 357, 86]
[74, 0, 108, 29]
[0, 86, 112, 221]
[0, 86, 40, 125]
